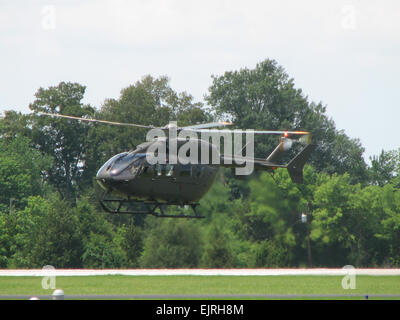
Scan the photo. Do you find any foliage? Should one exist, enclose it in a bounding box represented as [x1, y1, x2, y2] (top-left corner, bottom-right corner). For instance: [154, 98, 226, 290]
[369, 149, 400, 187]
[0, 136, 52, 212]
[206, 59, 368, 182]
[0, 63, 399, 268]
[139, 219, 203, 268]
[202, 225, 234, 268]
[28, 82, 95, 201]
[120, 222, 144, 267]
[9, 195, 82, 268]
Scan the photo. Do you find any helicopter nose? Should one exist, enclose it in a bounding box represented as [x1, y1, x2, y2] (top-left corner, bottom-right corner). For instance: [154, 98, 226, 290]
[96, 167, 106, 180]
[96, 166, 112, 190]
[96, 157, 137, 190]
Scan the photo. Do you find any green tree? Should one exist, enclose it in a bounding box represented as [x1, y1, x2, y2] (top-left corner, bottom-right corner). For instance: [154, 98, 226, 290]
[121, 222, 144, 267]
[73, 197, 128, 268]
[310, 173, 361, 266]
[206, 59, 368, 181]
[325, 132, 368, 184]
[0, 136, 52, 212]
[29, 82, 95, 201]
[10, 196, 83, 268]
[369, 149, 399, 187]
[236, 172, 296, 245]
[82, 231, 127, 268]
[0, 213, 13, 267]
[202, 225, 234, 268]
[229, 171, 300, 267]
[0, 111, 31, 142]
[376, 184, 400, 266]
[350, 184, 388, 265]
[251, 240, 291, 267]
[140, 219, 203, 268]
[196, 170, 236, 221]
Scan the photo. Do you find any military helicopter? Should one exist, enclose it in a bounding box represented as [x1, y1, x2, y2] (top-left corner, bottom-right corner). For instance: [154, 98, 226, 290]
[40, 113, 315, 218]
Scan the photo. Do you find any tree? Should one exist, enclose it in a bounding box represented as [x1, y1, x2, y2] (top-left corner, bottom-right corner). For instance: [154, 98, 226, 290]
[196, 170, 237, 221]
[0, 136, 52, 212]
[10, 196, 83, 268]
[251, 240, 291, 267]
[369, 149, 399, 187]
[139, 219, 203, 268]
[350, 184, 388, 265]
[235, 172, 296, 245]
[121, 222, 144, 267]
[376, 184, 400, 266]
[0, 213, 13, 267]
[310, 173, 363, 266]
[82, 231, 127, 268]
[29, 82, 95, 201]
[206, 59, 368, 182]
[202, 226, 234, 268]
[0, 111, 31, 142]
[229, 172, 299, 267]
[72, 196, 128, 268]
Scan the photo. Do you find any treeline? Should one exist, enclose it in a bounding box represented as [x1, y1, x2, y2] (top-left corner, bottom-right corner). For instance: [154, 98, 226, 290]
[0, 59, 399, 268]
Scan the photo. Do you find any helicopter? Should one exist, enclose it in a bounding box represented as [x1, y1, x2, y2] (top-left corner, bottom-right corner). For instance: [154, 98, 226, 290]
[39, 112, 315, 218]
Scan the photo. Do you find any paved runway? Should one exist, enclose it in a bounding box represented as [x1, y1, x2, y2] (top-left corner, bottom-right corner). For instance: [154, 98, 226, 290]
[1, 268, 400, 276]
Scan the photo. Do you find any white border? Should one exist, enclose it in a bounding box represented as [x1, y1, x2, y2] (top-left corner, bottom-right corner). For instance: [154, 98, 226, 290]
[1, 268, 400, 276]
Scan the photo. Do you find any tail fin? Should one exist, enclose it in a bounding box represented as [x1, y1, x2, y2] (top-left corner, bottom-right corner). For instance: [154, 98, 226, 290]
[286, 144, 316, 184]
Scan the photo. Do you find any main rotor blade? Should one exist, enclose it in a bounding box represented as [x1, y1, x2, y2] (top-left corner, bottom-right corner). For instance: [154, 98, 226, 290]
[186, 129, 310, 135]
[182, 121, 234, 130]
[38, 112, 155, 129]
[38, 112, 310, 139]
[252, 130, 310, 135]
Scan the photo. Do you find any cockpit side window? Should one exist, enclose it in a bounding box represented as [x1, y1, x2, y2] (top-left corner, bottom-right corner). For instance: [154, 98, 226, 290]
[149, 164, 175, 177]
[166, 164, 174, 176]
[156, 164, 164, 176]
[109, 153, 146, 175]
[104, 153, 128, 171]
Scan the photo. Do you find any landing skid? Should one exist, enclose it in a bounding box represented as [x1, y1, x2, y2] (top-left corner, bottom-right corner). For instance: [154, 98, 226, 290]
[99, 199, 204, 219]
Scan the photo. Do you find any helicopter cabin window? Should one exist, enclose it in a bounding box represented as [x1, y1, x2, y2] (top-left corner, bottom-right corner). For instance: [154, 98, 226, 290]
[153, 164, 174, 177]
[108, 152, 147, 176]
[155, 164, 164, 176]
[179, 164, 192, 177]
[165, 164, 174, 176]
[105, 153, 127, 172]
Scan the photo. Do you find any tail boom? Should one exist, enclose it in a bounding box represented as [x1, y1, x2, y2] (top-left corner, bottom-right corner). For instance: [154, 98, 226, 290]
[220, 143, 316, 184]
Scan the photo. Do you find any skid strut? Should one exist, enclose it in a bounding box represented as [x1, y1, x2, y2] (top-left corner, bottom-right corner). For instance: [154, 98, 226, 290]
[99, 199, 204, 218]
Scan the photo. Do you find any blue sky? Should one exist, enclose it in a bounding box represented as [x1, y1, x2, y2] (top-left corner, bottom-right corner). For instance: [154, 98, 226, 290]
[1, 0, 399, 161]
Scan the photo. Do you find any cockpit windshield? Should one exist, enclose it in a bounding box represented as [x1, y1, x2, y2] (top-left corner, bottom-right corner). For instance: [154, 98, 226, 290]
[109, 152, 146, 175]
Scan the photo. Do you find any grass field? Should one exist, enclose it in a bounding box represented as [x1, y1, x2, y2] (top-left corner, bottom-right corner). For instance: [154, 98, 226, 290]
[0, 275, 399, 299]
